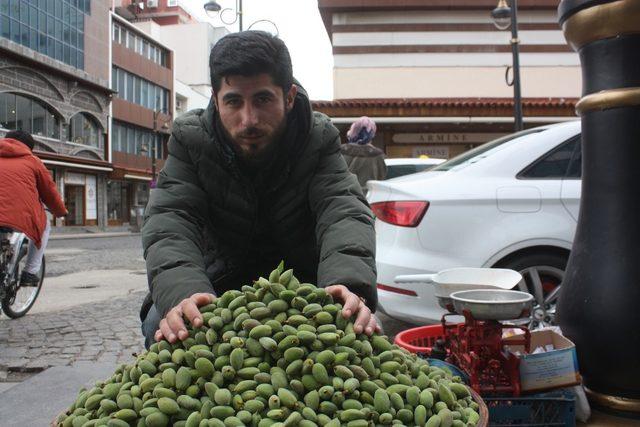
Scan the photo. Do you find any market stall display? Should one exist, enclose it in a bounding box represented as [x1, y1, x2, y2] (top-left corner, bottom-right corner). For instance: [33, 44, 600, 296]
[54, 264, 487, 426]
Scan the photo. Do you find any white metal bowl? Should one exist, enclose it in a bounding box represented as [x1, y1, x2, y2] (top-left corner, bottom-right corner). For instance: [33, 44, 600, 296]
[450, 289, 534, 320]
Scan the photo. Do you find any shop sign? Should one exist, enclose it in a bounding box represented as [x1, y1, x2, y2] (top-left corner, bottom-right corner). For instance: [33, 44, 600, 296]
[393, 133, 504, 144]
[413, 146, 450, 159]
[66, 172, 86, 185]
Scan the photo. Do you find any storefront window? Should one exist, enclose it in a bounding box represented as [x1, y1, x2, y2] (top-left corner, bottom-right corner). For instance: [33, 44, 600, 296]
[0, 92, 60, 138]
[68, 112, 101, 147]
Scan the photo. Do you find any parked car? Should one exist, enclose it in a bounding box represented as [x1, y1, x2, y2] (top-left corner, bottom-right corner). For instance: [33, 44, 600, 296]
[368, 121, 582, 328]
[384, 157, 445, 180]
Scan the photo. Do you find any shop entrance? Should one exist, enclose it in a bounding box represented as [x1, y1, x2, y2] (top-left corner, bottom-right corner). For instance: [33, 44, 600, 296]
[65, 185, 85, 226]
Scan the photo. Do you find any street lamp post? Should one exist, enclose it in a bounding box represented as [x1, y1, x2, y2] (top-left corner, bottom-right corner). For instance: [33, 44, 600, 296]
[141, 103, 170, 186]
[492, 0, 524, 131]
[204, 0, 277, 34]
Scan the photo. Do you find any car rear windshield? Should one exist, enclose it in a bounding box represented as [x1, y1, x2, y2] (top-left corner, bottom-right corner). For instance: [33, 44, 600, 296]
[386, 164, 434, 179]
[431, 128, 544, 172]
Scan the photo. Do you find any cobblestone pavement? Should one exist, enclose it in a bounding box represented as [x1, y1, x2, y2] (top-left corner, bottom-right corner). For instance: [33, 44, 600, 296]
[0, 291, 146, 375]
[0, 235, 415, 380]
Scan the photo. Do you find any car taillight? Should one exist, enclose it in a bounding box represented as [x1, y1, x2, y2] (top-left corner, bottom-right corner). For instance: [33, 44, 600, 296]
[370, 201, 429, 227]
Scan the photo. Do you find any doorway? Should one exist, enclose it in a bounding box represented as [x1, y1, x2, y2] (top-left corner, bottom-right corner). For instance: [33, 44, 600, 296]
[65, 185, 85, 226]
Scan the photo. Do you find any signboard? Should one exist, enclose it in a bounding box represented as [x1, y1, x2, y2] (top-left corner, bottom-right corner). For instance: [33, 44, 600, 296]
[413, 146, 450, 159]
[393, 133, 504, 144]
[65, 172, 86, 185]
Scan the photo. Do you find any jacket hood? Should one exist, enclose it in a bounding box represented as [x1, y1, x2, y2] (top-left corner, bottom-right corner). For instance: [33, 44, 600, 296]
[0, 138, 32, 158]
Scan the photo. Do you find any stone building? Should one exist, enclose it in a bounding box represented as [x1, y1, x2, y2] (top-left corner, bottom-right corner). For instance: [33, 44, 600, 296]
[316, 0, 580, 158]
[0, 0, 112, 227]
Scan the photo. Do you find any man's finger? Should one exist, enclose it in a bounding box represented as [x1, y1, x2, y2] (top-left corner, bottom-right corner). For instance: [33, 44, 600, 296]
[166, 308, 187, 340]
[341, 292, 361, 318]
[365, 314, 378, 336]
[191, 293, 216, 306]
[182, 300, 203, 328]
[353, 303, 371, 334]
[158, 318, 176, 343]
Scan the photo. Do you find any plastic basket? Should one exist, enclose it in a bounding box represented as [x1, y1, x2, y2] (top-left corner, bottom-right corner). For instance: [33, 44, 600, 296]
[394, 324, 445, 353]
[485, 390, 576, 426]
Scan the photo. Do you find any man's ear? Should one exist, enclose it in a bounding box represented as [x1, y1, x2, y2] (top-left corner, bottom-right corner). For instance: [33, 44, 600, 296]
[286, 84, 298, 112]
[212, 92, 218, 110]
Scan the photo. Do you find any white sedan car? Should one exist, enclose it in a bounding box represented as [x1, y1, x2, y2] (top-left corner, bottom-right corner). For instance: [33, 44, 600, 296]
[368, 121, 582, 328]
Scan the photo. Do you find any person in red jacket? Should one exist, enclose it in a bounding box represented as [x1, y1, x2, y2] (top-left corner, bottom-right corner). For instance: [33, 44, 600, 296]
[0, 130, 68, 286]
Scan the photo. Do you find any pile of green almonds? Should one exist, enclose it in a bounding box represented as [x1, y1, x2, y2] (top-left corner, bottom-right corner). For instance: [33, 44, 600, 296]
[56, 263, 481, 427]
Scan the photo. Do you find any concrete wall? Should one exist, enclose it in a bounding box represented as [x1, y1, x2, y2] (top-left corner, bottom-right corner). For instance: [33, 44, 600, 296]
[334, 66, 582, 99]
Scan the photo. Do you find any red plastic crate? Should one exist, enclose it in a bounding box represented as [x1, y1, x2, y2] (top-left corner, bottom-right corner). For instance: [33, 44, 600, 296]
[394, 324, 445, 353]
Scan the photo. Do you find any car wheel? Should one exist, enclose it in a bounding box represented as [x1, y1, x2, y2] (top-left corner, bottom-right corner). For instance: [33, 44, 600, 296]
[497, 252, 567, 329]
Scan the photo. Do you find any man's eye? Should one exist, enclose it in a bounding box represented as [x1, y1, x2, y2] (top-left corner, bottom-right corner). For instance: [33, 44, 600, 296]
[226, 99, 241, 107]
[257, 96, 271, 104]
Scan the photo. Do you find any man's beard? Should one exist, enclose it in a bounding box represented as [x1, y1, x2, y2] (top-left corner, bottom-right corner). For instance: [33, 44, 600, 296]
[222, 117, 288, 170]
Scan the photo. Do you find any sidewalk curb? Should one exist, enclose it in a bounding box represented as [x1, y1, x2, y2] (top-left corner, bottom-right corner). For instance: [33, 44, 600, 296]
[49, 232, 140, 240]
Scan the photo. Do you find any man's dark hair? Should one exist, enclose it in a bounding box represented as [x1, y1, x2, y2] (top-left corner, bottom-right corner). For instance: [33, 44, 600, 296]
[5, 130, 35, 150]
[209, 31, 293, 94]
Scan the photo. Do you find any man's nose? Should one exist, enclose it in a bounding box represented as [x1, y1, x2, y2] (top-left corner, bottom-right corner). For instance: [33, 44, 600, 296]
[241, 104, 259, 127]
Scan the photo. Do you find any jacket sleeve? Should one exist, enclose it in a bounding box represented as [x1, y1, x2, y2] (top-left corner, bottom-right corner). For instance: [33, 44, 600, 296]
[34, 160, 67, 217]
[308, 128, 378, 311]
[142, 132, 213, 318]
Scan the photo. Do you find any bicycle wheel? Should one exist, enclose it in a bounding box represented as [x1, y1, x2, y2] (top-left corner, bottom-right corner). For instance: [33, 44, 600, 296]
[1, 243, 45, 318]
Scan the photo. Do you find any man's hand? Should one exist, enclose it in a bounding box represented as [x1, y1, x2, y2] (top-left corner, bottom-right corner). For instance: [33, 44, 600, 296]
[325, 285, 381, 336]
[155, 293, 216, 343]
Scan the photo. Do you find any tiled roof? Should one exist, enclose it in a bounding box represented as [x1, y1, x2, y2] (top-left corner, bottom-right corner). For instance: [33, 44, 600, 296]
[311, 97, 578, 117]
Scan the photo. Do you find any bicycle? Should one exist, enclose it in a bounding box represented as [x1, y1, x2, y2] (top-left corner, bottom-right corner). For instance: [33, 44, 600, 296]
[0, 226, 45, 318]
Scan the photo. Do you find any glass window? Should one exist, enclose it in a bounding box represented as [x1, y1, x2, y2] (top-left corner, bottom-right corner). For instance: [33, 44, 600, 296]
[566, 137, 582, 178]
[142, 40, 148, 58]
[141, 80, 149, 108]
[0, 0, 9, 15]
[77, 8, 83, 32]
[134, 76, 141, 105]
[10, 18, 19, 42]
[68, 112, 101, 147]
[63, 43, 70, 64]
[29, 5, 37, 27]
[126, 72, 134, 102]
[19, 0, 26, 22]
[19, 22, 27, 45]
[54, 0, 61, 19]
[127, 125, 135, 153]
[63, 23, 69, 43]
[46, 110, 59, 139]
[433, 129, 544, 172]
[1, 15, 9, 40]
[62, 2, 69, 24]
[111, 66, 117, 90]
[36, 12, 43, 32]
[519, 137, 580, 179]
[31, 100, 46, 136]
[29, 28, 37, 50]
[0, 92, 14, 129]
[15, 94, 31, 133]
[117, 68, 125, 97]
[54, 18, 61, 39]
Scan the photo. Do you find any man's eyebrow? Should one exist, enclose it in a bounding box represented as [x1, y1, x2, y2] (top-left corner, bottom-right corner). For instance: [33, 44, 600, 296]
[222, 92, 241, 102]
[254, 89, 276, 98]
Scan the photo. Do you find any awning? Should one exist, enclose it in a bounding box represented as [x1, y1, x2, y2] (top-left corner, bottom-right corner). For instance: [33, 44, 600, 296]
[329, 116, 578, 124]
[124, 174, 152, 182]
[42, 159, 113, 172]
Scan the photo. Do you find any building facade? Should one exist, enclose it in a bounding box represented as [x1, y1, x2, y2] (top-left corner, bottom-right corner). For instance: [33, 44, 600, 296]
[316, 0, 580, 158]
[108, 13, 173, 226]
[0, 0, 112, 227]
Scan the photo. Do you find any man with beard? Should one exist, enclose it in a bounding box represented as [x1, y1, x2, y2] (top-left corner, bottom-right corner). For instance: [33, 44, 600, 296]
[140, 31, 378, 348]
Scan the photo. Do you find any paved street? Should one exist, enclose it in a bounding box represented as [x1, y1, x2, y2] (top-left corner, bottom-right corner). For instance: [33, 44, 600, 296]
[0, 234, 413, 393]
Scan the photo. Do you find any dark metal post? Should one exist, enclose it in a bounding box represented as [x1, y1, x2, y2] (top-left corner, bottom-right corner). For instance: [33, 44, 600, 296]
[558, 0, 640, 415]
[510, 0, 524, 131]
[238, 0, 243, 31]
[152, 109, 157, 183]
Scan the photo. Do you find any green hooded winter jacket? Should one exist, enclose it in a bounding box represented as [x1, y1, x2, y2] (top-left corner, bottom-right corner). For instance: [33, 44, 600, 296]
[141, 86, 377, 319]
